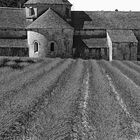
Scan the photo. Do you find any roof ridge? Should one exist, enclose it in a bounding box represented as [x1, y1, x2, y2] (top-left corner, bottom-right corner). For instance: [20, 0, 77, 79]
[27, 8, 73, 29]
[25, 0, 72, 5]
[0, 7, 26, 29]
[72, 10, 140, 13]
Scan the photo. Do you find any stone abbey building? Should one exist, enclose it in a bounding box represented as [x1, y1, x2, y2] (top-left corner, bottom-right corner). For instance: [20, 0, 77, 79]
[0, 0, 140, 60]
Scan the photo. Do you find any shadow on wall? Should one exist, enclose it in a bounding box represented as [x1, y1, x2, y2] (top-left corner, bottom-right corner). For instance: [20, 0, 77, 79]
[71, 11, 92, 29]
[137, 42, 140, 61]
[73, 36, 87, 58]
[132, 30, 140, 60]
[73, 36, 109, 60]
[72, 12, 91, 57]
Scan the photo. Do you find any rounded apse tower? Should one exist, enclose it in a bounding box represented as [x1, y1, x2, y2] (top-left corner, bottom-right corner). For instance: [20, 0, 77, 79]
[26, 8, 74, 58]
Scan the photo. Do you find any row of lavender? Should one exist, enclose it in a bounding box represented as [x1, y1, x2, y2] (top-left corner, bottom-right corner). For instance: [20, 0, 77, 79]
[0, 58, 140, 139]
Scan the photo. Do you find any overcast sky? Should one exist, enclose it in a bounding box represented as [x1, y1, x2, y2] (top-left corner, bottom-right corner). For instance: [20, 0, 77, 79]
[70, 0, 140, 11]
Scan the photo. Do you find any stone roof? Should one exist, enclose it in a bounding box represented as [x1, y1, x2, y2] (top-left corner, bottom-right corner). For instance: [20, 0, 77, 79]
[0, 39, 28, 48]
[71, 11, 140, 30]
[0, 7, 27, 29]
[107, 30, 138, 43]
[83, 38, 108, 48]
[25, 0, 72, 6]
[27, 8, 73, 29]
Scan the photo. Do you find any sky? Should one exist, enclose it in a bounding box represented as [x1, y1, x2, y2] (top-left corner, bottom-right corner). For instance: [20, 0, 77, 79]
[69, 0, 140, 11]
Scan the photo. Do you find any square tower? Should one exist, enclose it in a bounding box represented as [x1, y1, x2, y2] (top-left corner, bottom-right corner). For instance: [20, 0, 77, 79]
[24, 0, 72, 21]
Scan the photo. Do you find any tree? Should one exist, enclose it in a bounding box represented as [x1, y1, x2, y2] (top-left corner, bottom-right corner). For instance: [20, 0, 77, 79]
[0, 0, 28, 8]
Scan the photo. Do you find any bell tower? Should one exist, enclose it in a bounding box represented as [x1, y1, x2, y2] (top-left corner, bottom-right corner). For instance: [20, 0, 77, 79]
[24, 0, 73, 21]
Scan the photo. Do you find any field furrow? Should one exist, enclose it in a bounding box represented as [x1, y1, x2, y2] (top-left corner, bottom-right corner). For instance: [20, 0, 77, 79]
[133, 61, 140, 66]
[123, 61, 140, 73]
[112, 60, 140, 86]
[0, 57, 36, 76]
[0, 58, 61, 97]
[0, 59, 53, 87]
[0, 58, 140, 140]
[0, 59, 83, 140]
[86, 60, 137, 140]
[0, 59, 62, 114]
[41, 59, 84, 140]
[98, 60, 140, 123]
[71, 60, 96, 140]
[0, 58, 17, 77]
[0, 59, 73, 138]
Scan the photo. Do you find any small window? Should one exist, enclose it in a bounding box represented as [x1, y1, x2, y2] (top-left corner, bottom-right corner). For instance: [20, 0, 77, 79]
[50, 42, 54, 52]
[34, 42, 39, 53]
[29, 7, 35, 16]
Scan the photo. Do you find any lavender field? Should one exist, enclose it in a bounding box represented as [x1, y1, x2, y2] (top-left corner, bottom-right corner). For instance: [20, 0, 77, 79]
[0, 57, 140, 140]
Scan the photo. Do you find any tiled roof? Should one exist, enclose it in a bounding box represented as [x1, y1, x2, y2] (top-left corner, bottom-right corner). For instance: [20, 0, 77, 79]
[71, 11, 140, 29]
[0, 39, 28, 48]
[107, 30, 138, 43]
[27, 8, 73, 29]
[25, 0, 72, 5]
[82, 38, 108, 48]
[0, 7, 27, 29]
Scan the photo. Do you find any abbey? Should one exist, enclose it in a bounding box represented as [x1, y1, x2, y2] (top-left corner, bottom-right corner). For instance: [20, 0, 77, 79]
[0, 0, 140, 60]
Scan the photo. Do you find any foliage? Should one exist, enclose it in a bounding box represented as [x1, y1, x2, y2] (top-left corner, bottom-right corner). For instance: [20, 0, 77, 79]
[0, 0, 28, 8]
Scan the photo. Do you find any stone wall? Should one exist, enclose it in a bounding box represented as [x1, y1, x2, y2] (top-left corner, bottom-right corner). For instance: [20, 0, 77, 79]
[28, 28, 74, 58]
[133, 30, 140, 60]
[74, 30, 106, 38]
[28, 30, 47, 58]
[107, 32, 112, 61]
[0, 30, 26, 39]
[83, 48, 108, 59]
[73, 30, 107, 58]
[112, 42, 137, 60]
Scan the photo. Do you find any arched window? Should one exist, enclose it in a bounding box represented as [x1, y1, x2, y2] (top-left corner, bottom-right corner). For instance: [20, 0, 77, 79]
[29, 7, 35, 16]
[34, 41, 39, 53]
[50, 42, 55, 52]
